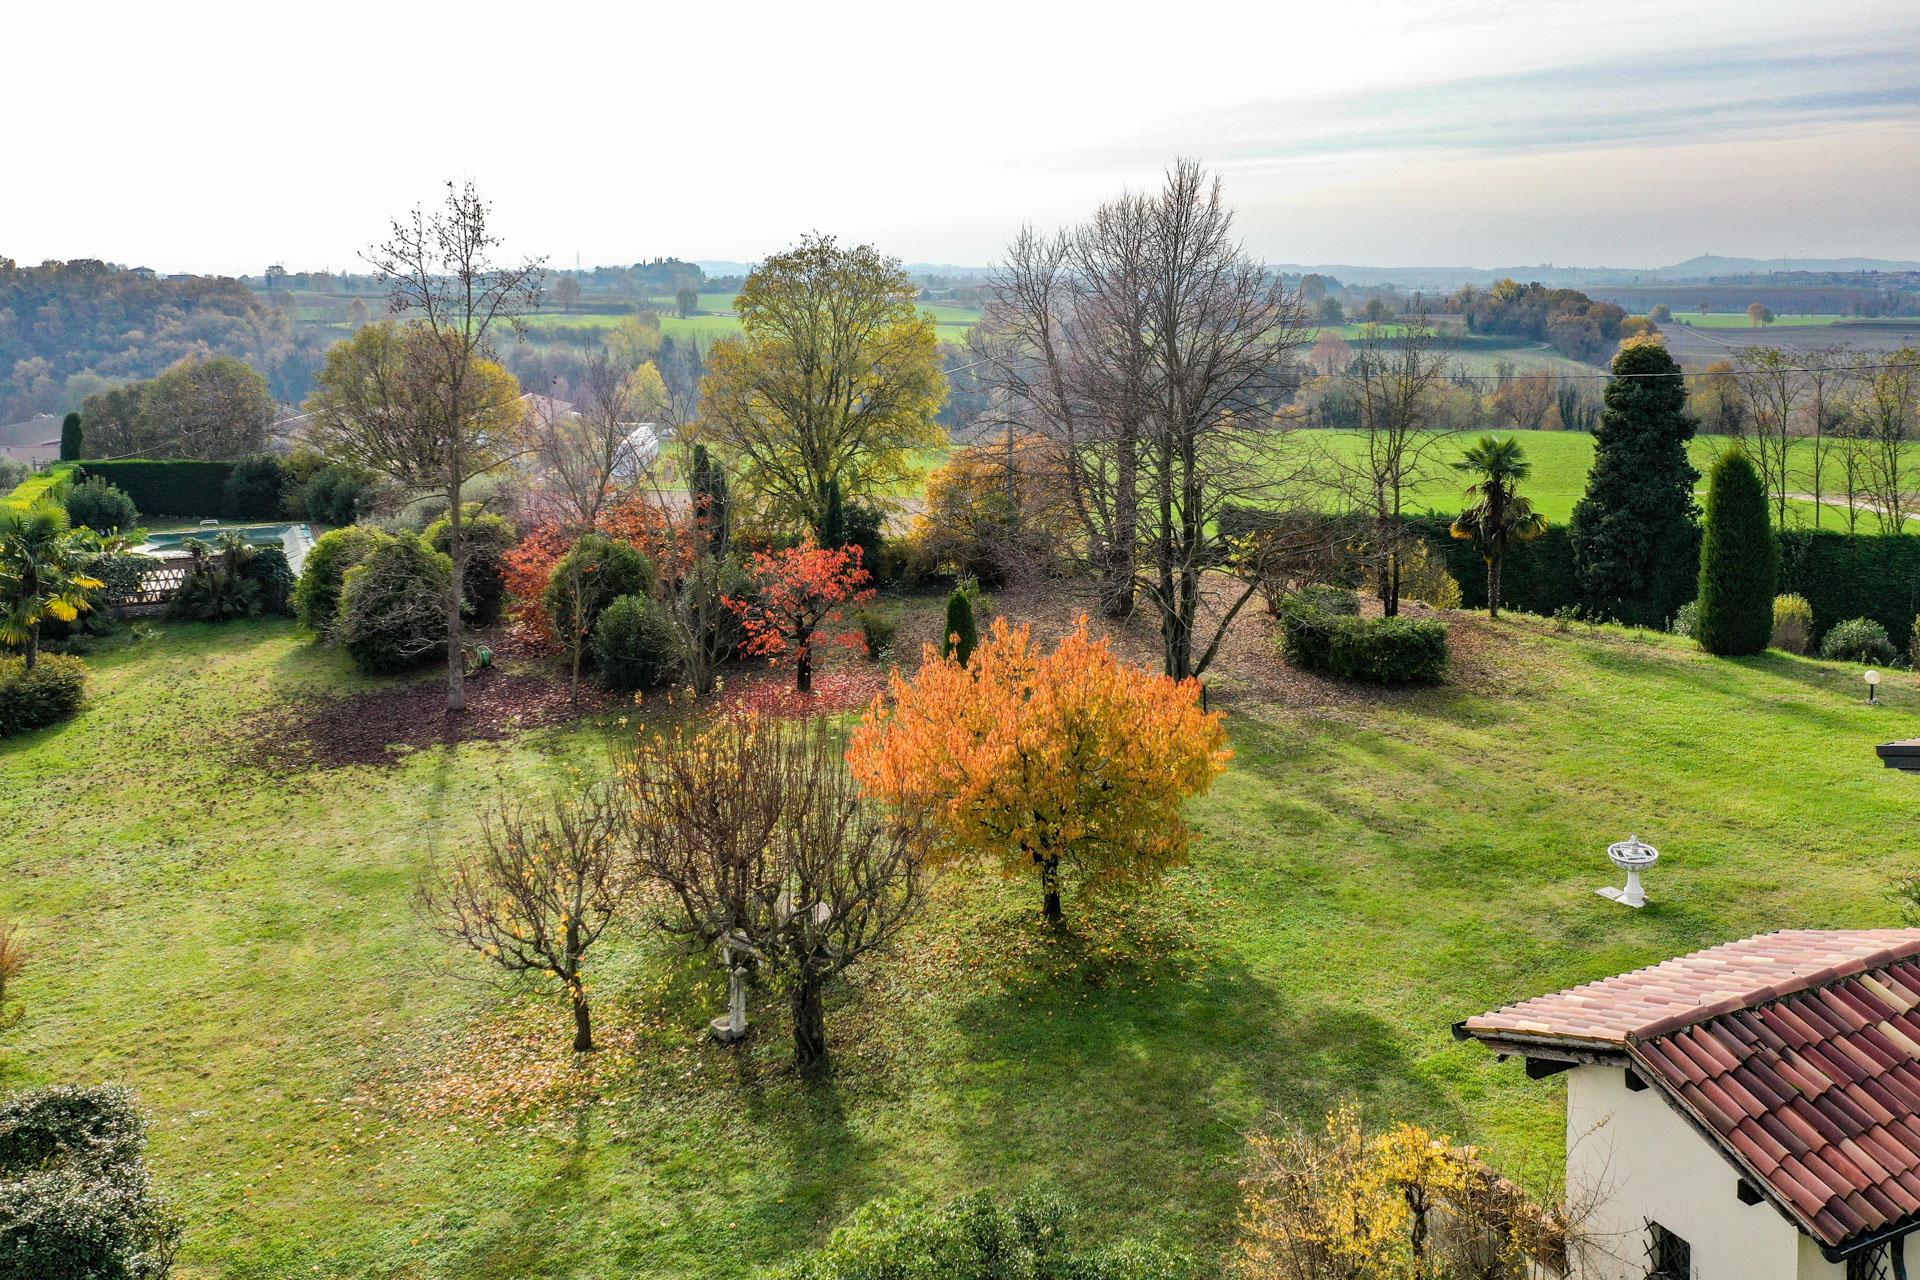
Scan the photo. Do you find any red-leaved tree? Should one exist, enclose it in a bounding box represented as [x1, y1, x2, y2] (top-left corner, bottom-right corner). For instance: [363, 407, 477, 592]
[501, 490, 681, 643]
[726, 542, 874, 693]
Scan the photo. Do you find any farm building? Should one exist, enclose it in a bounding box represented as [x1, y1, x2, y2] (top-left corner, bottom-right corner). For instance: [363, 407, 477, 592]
[1460, 930, 1920, 1279]
[0, 412, 62, 467]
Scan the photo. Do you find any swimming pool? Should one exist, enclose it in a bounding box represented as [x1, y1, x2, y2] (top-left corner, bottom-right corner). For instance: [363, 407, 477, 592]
[139, 523, 316, 573]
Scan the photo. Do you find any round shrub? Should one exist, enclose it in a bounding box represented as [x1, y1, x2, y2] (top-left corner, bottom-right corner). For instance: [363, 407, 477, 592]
[591, 593, 679, 690]
[222, 454, 286, 520]
[244, 546, 296, 617]
[542, 534, 656, 645]
[1694, 449, 1776, 656]
[854, 607, 898, 660]
[1771, 593, 1813, 654]
[337, 533, 453, 674]
[425, 507, 516, 627]
[0, 654, 86, 737]
[294, 526, 389, 637]
[297, 465, 373, 526]
[1821, 616, 1896, 664]
[62, 478, 138, 533]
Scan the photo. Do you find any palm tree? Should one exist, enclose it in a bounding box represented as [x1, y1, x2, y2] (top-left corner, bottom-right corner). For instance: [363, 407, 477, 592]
[0, 502, 105, 668]
[1450, 436, 1547, 618]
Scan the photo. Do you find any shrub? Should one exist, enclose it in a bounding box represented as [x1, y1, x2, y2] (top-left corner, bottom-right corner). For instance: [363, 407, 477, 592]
[1671, 599, 1700, 637]
[1821, 616, 1896, 665]
[294, 526, 388, 637]
[780, 1186, 1187, 1280]
[1280, 601, 1448, 686]
[166, 535, 289, 623]
[63, 478, 139, 533]
[1397, 539, 1461, 610]
[942, 588, 977, 663]
[243, 547, 296, 617]
[854, 607, 897, 660]
[424, 507, 516, 627]
[1772, 593, 1813, 654]
[1283, 585, 1360, 617]
[1911, 615, 1920, 670]
[590, 593, 680, 690]
[1694, 449, 1776, 656]
[338, 533, 453, 674]
[296, 465, 373, 526]
[542, 533, 656, 646]
[0, 1083, 182, 1280]
[0, 654, 86, 737]
[73, 460, 231, 518]
[221, 454, 286, 520]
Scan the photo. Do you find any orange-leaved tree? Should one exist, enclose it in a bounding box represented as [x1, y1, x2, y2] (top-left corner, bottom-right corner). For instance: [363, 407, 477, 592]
[847, 617, 1229, 925]
[725, 542, 873, 693]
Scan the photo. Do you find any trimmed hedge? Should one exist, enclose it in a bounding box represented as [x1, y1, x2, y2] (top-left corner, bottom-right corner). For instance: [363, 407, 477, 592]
[3, 463, 78, 510]
[0, 654, 86, 737]
[1777, 532, 1920, 654]
[73, 459, 233, 518]
[1279, 602, 1449, 685]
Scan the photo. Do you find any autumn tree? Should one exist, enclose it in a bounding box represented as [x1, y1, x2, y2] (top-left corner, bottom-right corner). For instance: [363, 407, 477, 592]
[0, 921, 23, 1030]
[1748, 302, 1775, 327]
[698, 235, 945, 538]
[849, 618, 1229, 926]
[421, 783, 624, 1053]
[551, 275, 583, 313]
[726, 542, 874, 693]
[620, 715, 923, 1073]
[360, 182, 544, 712]
[674, 284, 699, 319]
[1489, 371, 1555, 431]
[1851, 347, 1920, 533]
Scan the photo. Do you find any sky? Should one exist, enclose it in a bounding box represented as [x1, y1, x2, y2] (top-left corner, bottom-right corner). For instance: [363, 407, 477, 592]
[9, 0, 1920, 275]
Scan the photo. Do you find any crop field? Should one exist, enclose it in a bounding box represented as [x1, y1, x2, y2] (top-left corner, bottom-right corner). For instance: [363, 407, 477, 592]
[518, 301, 981, 347]
[1666, 311, 1847, 329]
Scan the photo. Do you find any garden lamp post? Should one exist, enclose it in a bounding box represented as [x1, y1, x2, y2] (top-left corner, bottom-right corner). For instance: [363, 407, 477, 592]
[1597, 835, 1658, 909]
[1866, 669, 1881, 704]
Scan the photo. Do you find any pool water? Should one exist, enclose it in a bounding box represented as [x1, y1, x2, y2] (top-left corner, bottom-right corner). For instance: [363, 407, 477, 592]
[139, 523, 316, 573]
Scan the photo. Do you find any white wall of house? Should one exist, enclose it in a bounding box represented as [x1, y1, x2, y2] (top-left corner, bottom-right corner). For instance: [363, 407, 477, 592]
[1563, 1063, 1845, 1279]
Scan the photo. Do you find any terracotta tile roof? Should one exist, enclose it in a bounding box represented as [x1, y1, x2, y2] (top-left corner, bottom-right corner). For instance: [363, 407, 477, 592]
[1463, 931, 1920, 1049]
[1631, 956, 1920, 1249]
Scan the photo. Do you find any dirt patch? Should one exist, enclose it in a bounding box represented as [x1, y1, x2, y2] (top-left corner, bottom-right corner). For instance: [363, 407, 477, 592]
[256, 660, 618, 769]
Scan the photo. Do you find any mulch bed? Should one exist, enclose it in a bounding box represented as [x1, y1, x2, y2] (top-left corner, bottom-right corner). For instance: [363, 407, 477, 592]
[256, 661, 618, 769]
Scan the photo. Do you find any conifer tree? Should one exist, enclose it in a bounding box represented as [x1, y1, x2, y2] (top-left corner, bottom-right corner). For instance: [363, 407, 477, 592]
[1694, 448, 1776, 656]
[942, 588, 977, 664]
[58, 412, 81, 462]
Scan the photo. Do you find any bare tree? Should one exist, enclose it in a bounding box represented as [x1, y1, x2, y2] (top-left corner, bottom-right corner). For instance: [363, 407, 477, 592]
[365, 181, 545, 712]
[1328, 318, 1455, 616]
[619, 716, 922, 1073]
[1802, 345, 1851, 526]
[531, 350, 665, 530]
[421, 784, 624, 1053]
[1852, 347, 1920, 533]
[1733, 347, 1803, 528]
[982, 160, 1312, 677]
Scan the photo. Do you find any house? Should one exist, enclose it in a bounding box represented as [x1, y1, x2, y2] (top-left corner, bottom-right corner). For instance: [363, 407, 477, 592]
[0, 413, 63, 468]
[1459, 930, 1920, 1279]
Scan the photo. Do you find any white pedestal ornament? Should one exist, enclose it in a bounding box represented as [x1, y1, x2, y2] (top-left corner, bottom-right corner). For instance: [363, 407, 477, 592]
[1597, 835, 1658, 909]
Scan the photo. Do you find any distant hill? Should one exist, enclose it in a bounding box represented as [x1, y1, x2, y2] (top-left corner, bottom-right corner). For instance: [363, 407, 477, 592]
[1654, 254, 1920, 279]
[1272, 256, 1920, 292]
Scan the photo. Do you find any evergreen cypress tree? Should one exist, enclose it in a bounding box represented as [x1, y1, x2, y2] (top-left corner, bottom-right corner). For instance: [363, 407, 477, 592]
[1568, 339, 1700, 626]
[821, 478, 846, 549]
[942, 589, 977, 664]
[689, 444, 729, 553]
[1694, 448, 1776, 656]
[58, 412, 82, 462]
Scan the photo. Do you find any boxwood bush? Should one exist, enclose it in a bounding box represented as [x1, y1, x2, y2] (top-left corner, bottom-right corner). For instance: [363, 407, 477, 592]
[0, 655, 86, 737]
[542, 534, 656, 645]
[1279, 598, 1448, 686]
[1820, 616, 1896, 664]
[591, 593, 680, 690]
[424, 507, 516, 627]
[295, 526, 389, 637]
[63, 477, 140, 533]
[338, 533, 453, 674]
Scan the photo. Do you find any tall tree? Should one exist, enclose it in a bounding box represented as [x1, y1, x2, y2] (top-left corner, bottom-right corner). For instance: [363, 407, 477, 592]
[1733, 346, 1802, 528]
[81, 355, 275, 460]
[1568, 339, 1700, 626]
[1851, 347, 1919, 533]
[359, 182, 544, 712]
[697, 235, 945, 539]
[849, 618, 1229, 926]
[1331, 320, 1455, 617]
[550, 276, 583, 313]
[981, 161, 1311, 676]
[529, 349, 667, 529]
[674, 284, 699, 319]
[1449, 435, 1547, 618]
[1694, 448, 1776, 656]
[0, 503, 103, 669]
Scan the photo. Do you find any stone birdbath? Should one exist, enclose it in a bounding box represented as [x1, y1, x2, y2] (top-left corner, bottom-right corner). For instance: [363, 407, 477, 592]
[1596, 835, 1658, 909]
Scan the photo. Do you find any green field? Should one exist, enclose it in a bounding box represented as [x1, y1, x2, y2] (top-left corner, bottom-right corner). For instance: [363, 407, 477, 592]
[1667, 311, 1847, 329]
[1299, 427, 1907, 528]
[4, 607, 1919, 1278]
[520, 301, 980, 348]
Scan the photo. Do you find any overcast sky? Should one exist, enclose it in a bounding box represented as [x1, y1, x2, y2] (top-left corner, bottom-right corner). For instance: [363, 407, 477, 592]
[11, 0, 1920, 275]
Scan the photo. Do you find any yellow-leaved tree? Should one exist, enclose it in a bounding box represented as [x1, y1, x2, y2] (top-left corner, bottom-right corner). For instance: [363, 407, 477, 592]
[697, 234, 945, 541]
[847, 617, 1229, 925]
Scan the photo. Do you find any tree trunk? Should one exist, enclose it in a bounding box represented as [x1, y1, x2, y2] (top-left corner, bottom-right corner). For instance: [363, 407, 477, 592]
[1037, 853, 1063, 925]
[791, 979, 828, 1073]
[445, 472, 467, 713]
[23, 625, 37, 672]
[1487, 554, 1502, 619]
[795, 646, 812, 694]
[569, 980, 594, 1053]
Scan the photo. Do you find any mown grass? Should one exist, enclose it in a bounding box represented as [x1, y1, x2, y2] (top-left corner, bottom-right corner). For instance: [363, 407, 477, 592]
[3, 614, 1918, 1278]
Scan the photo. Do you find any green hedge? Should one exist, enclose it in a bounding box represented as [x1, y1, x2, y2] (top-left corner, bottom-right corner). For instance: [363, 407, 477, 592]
[1278, 603, 1449, 685]
[72, 459, 234, 518]
[3, 463, 78, 510]
[1777, 532, 1920, 653]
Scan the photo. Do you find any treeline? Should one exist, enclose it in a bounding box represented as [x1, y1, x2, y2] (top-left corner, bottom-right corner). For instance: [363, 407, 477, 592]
[0, 259, 320, 422]
[1452, 279, 1627, 362]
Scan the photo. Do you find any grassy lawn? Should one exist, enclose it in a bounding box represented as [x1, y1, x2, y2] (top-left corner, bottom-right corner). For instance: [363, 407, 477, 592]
[4, 612, 1919, 1277]
[520, 302, 980, 349]
[1299, 427, 1908, 527]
